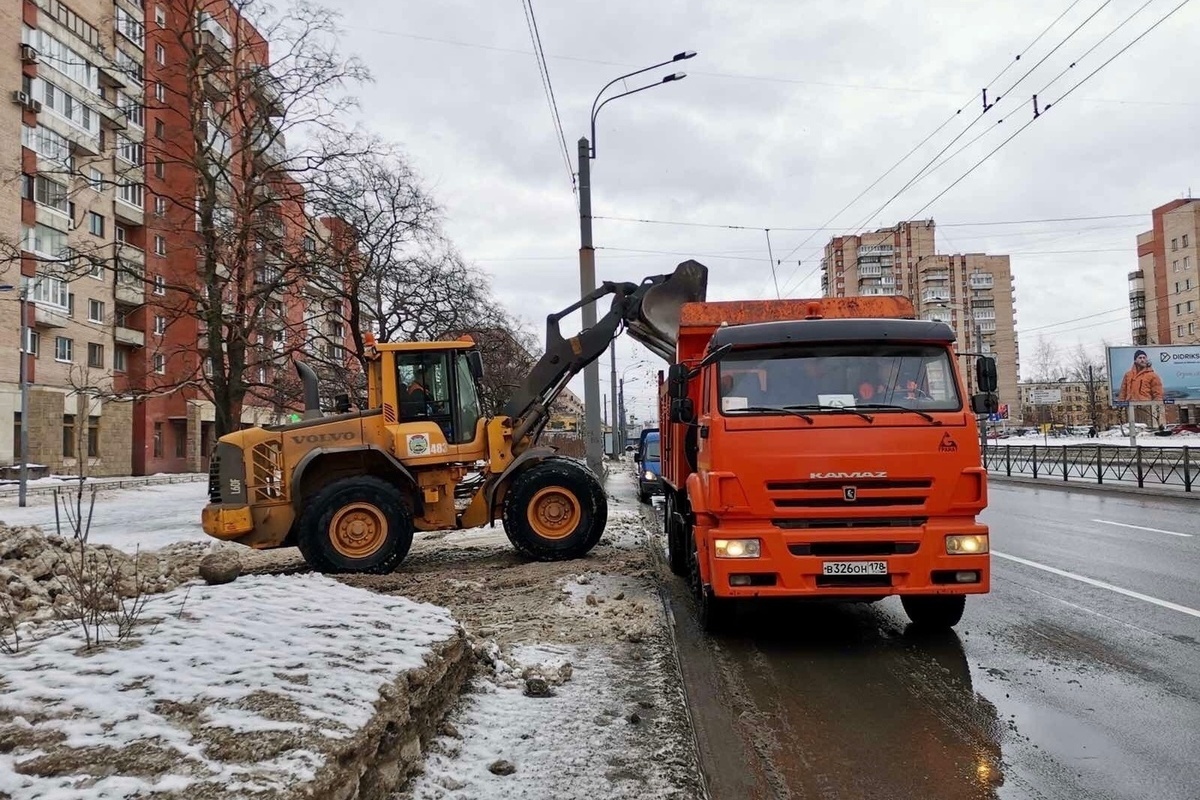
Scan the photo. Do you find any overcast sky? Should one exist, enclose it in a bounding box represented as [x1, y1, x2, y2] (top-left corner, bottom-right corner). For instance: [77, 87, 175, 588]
[313, 0, 1199, 421]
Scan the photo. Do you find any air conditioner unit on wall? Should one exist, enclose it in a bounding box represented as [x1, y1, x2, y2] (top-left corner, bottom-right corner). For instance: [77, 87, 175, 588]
[20, 44, 38, 65]
[12, 90, 29, 106]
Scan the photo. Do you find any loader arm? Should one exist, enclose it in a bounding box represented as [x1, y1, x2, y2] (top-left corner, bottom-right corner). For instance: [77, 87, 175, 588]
[503, 259, 708, 449]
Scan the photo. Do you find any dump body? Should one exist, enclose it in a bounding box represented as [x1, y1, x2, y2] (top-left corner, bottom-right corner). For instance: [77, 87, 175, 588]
[656, 297, 990, 616]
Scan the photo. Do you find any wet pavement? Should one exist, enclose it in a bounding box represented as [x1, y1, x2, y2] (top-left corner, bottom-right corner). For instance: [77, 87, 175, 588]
[638, 478, 1200, 800]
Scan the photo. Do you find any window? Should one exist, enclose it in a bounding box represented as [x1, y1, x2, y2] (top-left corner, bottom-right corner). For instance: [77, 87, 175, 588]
[154, 235, 166, 256]
[154, 315, 166, 335]
[54, 336, 73, 362]
[87, 342, 104, 368]
[22, 125, 70, 166]
[114, 347, 126, 372]
[25, 330, 40, 358]
[36, 78, 99, 137]
[89, 261, 104, 280]
[1185, 235, 1191, 248]
[396, 351, 454, 436]
[155, 119, 165, 139]
[63, 415, 76, 458]
[153, 275, 166, 295]
[117, 179, 143, 208]
[116, 225, 127, 244]
[87, 416, 100, 458]
[155, 6, 167, 27]
[117, 135, 143, 165]
[1192, 323, 1197, 336]
[155, 82, 165, 103]
[155, 44, 166, 65]
[24, 224, 69, 259]
[88, 211, 105, 237]
[154, 196, 168, 216]
[154, 158, 165, 179]
[30, 275, 69, 309]
[34, 176, 69, 214]
[1190, 301, 1196, 313]
[1173, 238, 1179, 251]
[154, 353, 165, 374]
[115, 6, 145, 48]
[1179, 325, 1185, 337]
[1174, 261, 1180, 273]
[22, 27, 98, 92]
[118, 92, 143, 129]
[88, 298, 105, 322]
[153, 422, 163, 458]
[452, 352, 482, 445]
[174, 421, 187, 458]
[718, 344, 963, 414]
[1187, 257, 1192, 270]
[89, 168, 104, 192]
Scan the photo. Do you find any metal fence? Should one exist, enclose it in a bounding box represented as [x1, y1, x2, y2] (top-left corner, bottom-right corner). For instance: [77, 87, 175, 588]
[984, 445, 1200, 492]
[0, 473, 207, 499]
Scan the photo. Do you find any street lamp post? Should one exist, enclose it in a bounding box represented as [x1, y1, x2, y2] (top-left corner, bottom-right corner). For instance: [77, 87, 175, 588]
[578, 50, 694, 474]
[0, 283, 30, 507]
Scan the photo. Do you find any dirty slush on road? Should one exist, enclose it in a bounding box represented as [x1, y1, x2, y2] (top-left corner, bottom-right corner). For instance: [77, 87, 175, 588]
[328, 492, 704, 799]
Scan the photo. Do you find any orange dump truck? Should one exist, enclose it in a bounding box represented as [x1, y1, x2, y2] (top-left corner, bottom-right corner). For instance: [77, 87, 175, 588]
[628, 261, 999, 631]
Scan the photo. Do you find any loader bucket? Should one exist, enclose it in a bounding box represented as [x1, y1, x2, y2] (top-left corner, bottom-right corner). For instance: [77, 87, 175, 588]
[625, 259, 709, 361]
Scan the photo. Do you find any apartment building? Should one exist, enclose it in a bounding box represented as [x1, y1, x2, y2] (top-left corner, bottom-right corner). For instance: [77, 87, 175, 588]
[1129, 198, 1200, 348]
[821, 220, 1021, 416]
[1019, 379, 1114, 428]
[2, 0, 354, 477]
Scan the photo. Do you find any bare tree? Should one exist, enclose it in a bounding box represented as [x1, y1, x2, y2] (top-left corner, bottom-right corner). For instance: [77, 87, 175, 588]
[1029, 335, 1064, 382]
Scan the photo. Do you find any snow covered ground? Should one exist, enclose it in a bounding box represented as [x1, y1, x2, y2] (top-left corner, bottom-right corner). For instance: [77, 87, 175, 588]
[993, 434, 1200, 448]
[0, 482, 209, 552]
[0, 573, 460, 799]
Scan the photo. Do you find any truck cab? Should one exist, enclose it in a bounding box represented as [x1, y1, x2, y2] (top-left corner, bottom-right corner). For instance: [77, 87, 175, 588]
[649, 296, 998, 632]
[634, 429, 662, 503]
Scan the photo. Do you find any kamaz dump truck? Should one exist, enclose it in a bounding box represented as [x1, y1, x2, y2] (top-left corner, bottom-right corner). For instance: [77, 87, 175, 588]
[200, 263, 706, 574]
[627, 260, 998, 631]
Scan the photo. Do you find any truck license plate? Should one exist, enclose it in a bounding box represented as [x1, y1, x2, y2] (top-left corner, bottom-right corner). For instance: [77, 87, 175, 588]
[822, 560, 887, 576]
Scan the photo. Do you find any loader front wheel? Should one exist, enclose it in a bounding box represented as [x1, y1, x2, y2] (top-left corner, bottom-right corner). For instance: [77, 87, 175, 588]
[503, 459, 606, 561]
[297, 476, 414, 574]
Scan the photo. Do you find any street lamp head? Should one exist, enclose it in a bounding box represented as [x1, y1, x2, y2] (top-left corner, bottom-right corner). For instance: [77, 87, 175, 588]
[673, 51, 697, 61]
[662, 72, 686, 83]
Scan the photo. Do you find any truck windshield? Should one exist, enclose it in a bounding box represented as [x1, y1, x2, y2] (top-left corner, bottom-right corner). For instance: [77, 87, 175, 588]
[718, 344, 961, 414]
[644, 440, 660, 460]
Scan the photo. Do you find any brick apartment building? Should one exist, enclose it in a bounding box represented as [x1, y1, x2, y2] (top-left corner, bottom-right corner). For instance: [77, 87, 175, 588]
[1019, 379, 1115, 428]
[820, 220, 1021, 417]
[1, 0, 353, 477]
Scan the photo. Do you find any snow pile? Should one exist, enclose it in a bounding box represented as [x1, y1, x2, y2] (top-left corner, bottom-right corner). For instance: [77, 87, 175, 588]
[0, 573, 460, 799]
[0, 481, 210, 552]
[0, 524, 207, 628]
[598, 508, 652, 550]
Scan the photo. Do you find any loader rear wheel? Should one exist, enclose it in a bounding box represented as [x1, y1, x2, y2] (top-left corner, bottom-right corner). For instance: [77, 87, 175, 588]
[503, 459, 606, 561]
[297, 476, 414, 574]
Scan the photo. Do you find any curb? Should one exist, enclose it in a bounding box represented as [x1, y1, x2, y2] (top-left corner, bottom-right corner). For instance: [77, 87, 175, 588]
[987, 473, 1200, 502]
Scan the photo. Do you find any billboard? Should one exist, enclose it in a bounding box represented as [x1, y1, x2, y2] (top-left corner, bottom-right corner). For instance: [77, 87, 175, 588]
[1107, 345, 1200, 406]
[987, 403, 1010, 422]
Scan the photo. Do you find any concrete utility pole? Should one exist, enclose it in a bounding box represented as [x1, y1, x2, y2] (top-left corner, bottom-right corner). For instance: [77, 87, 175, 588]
[618, 377, 626, 453]
[577, 137, 603, 473]
[609, 340, 619, 458]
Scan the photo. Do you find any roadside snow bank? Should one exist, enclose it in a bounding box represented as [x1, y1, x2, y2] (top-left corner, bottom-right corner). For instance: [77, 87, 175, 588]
[0, 573, 470, 800]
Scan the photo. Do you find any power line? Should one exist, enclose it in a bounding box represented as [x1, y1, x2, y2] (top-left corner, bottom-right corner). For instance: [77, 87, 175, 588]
[906, 0, 1193, 222]
[768, 0, 1099, 293]
[519, 0, 575, 195]
[591, 212, 1145, 232]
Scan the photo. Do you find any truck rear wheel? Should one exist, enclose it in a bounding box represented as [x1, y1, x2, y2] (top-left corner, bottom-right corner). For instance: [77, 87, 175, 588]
[297, 476, 414, 574]
[664, 494, 689, 576]
[502, 459, 606, 561]
[901, 594, 966, 630]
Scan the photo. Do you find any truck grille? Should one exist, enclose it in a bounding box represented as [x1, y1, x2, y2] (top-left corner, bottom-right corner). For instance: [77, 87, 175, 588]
[208, 449, 222, 503]
[250, 441, 285, 501]
[767, 479, 932, 510]
[788, 542, 919, 557]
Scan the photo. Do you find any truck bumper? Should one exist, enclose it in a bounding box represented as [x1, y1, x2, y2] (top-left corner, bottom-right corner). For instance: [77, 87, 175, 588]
[701, 524, 990, 599]
[201, 503, 255, 539]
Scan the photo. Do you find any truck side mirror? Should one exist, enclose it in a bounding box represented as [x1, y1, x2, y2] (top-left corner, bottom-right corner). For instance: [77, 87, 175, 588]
[667, 363, 689, 400]
[971, 392, 999, 415]
[466, 350, 485, 381]
[670, 397, 695, 424]
[975, 356, 998, 393]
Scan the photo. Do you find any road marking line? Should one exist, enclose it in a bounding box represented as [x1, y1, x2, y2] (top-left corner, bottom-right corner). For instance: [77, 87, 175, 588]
[1092, 519, 1192, 538]
[992, 551, 1200, 620]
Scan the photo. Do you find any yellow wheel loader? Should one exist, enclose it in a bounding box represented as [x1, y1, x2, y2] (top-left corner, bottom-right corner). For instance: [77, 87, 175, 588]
[200, 261, 708, 574]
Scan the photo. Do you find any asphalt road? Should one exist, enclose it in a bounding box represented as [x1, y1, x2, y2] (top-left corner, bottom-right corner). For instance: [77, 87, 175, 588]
[643, 480, 1200, 800]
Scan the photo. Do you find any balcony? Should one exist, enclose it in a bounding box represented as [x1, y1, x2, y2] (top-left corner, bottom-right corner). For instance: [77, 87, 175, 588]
[977, 320, 997, 333]
[923, 311, 952, 323]
[921, 289, 951, 303]
[199, 16, 232, 65]
[922, 270, 950, 282]
[969, 273, 994, 290]
[861, 287, 896, 297]
[973, 308, 997, 321]
[34, 304, 69, 328]
[115, 326, 145, 347]
[116, 261, 144, 304]
[116, 242, 145, 266]
[114, 197, 145, 227]
[244, 65, 285, 117]
[858, 245, 893, 256]
[858, 265, 883, 278]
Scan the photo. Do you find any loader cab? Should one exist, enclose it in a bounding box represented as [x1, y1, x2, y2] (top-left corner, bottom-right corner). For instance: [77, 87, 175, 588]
[374, 342, 488, 455]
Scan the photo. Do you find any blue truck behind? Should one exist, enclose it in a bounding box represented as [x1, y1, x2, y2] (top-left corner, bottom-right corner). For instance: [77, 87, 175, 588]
[634, 428, 661, 503]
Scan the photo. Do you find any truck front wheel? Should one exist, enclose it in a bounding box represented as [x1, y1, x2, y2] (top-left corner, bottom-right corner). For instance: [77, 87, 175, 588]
[689, 540, 733, 633]
[901, 594, 966, 630]
[297, 476, 415, 574]
[502, 459, 606, 561]
[664, 494, 689, 576]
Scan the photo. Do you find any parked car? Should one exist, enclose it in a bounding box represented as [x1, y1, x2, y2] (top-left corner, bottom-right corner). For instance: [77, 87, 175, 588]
[634, 429, 661, 503]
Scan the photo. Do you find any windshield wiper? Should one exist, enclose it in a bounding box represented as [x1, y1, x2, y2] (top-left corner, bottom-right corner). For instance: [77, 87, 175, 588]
[855, 403, 941, 424]
[728, 405, 815, 424]
[782, 404, 875, 423]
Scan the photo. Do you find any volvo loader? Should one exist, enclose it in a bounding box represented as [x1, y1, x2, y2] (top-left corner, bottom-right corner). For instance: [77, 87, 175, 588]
[200, 262, 706, 574]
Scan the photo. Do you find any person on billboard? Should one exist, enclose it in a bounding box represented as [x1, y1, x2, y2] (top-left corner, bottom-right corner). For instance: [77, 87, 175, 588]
[1117, 349, 1164, 402]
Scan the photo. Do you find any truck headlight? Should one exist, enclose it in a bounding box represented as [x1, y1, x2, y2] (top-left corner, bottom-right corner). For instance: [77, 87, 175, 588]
[715, 538, 761, 558]
[643, 470, 656, 481]
[946, 534, 989, 555]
